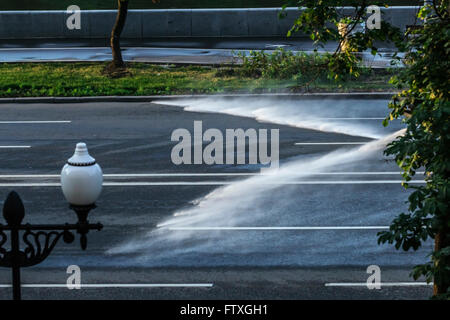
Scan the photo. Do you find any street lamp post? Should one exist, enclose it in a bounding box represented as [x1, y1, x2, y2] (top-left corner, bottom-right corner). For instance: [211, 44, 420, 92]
[0, 143, 103, 300]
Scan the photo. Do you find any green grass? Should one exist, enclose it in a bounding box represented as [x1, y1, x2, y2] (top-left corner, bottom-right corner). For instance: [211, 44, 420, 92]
[0, 62, 396, 97]
[0, 0, 421, 10]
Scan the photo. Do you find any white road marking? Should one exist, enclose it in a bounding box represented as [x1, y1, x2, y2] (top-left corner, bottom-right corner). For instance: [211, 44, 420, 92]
[325, 282, 432, 287]
[0, 146, 31, 149]
[166, 226, 390, 231]
[0, 47, 110, 51]
[0, 283, 214, 288]
[306, 118, 386, 120]
[0, 180, 426, 187]
[104, 173, 253, 177]
[295, 142, 369, 145]
[0, 173, 253, 178]
[0, 172, 425, 178]
[0, 121, 71, 124]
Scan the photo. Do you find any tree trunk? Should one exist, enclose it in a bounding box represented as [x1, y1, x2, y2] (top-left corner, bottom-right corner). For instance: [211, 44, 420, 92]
[434, 229, 450, 296]
[110, 0, 129, 68]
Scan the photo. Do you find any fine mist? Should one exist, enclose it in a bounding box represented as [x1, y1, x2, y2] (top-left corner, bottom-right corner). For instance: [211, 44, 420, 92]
[153, 97, 403, 139]
[106, 126, 428, 267]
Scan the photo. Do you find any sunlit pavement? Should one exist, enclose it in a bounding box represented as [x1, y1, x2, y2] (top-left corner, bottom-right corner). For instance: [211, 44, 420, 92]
[0, 97, 430, 299]
[0, 38, 402, 67]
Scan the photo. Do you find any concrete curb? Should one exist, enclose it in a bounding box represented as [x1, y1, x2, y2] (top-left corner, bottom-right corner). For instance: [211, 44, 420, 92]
[0, 92, 398, 104]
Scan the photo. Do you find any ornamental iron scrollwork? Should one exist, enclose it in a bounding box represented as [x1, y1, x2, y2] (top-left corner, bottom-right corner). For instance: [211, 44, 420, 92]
[0, 191, 103, 300]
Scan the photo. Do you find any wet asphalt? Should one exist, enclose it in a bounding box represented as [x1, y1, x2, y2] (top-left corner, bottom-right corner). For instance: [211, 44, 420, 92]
[0, 99, 432, 299]
[0, 38, 401, 67]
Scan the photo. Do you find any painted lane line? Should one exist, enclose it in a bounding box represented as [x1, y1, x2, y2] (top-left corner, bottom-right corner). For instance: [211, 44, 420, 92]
[166, 226, 390, 231]
[0, 174, 254, 179]
[0, 172, 425, 179]
[105, 173, 253, 177]
[0, 283, 214, 288]
[0, 180, 427, 187]
[100, 180, 427, 186]
[295, 142, 369, 145]
[0, 175, 62, 178]
[304, 118, 386, 120]
[0, 121, 71, 124]
[0, 146, 31, 149]
[0, 47, 111, 51]
[325, 282, 432, 287]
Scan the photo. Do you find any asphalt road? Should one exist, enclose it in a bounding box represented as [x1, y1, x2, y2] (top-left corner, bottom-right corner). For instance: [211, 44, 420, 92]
[0, 97, 433, 299]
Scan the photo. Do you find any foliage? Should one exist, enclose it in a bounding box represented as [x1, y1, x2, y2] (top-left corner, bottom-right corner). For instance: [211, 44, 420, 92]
[378, 2, 450, 299]
[283, 0, 450, 298]
[282, 0, 405, 80]
[234, 48, 394, 90]
[237, 48, 328, 81]
[284, 0, 450, 298]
